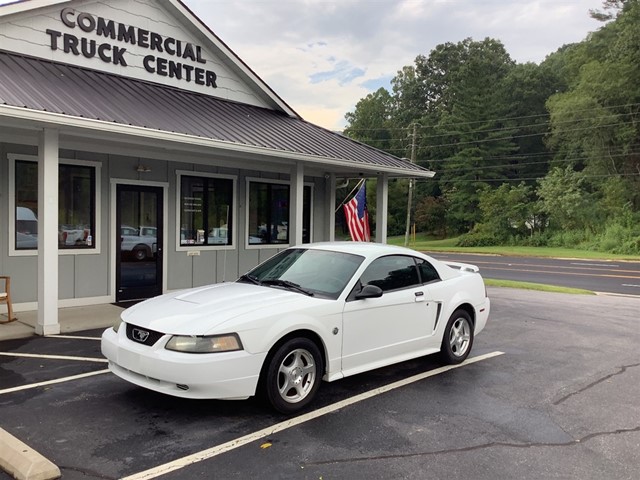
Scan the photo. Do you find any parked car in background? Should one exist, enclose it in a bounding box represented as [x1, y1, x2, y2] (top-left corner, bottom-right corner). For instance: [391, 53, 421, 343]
[120, 226, 157, 260]
[102, 242, 490, 413]
[16, 206, 38, 249]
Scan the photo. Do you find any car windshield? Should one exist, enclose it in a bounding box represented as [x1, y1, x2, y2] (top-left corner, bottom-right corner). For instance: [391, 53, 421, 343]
[240, 248, 365, 299]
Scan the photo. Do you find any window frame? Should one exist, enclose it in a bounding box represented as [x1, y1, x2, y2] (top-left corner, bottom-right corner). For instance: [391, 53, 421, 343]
[245, 178, 314, 249]
[175, 170, 237, 252]
[8, 154, 102, 257]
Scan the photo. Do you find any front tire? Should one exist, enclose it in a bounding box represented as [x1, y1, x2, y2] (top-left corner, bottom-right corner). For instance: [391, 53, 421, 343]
[440, 309, 474, 364]
[262, 338, 323, 414]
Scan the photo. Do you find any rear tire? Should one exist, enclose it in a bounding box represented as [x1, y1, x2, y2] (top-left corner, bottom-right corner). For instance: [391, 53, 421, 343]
[133, 246, 148, 261]
[440, 309, 474, 364]
[262, 338, 323, 414]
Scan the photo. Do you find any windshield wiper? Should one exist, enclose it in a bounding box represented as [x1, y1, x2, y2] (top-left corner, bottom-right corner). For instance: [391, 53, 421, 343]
[238, 274, 262, 285]
[262, 279, 315, 296]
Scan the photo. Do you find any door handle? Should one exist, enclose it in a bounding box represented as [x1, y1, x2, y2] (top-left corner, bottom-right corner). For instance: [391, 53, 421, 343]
[414, 291, 425, 302]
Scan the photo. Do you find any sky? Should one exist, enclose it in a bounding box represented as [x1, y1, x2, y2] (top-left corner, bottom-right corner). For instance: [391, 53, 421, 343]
[185, 0, 606, 131]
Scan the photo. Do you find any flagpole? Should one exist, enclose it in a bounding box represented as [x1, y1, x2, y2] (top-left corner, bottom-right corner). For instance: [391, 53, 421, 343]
[334, 178, 365, 214]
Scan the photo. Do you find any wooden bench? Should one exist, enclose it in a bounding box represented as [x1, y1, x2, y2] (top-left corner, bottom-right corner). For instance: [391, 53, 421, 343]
[0, 276, 16, 323]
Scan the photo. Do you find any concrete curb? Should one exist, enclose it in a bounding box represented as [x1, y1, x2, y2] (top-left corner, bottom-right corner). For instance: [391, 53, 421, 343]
[0, 428, 61, 480]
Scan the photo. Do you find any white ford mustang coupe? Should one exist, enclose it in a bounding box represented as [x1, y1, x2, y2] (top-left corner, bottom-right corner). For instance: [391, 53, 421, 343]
[101, 242, 490, 413]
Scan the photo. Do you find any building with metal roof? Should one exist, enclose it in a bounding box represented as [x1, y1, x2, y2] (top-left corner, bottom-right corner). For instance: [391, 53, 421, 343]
[0, 0, 434, 334]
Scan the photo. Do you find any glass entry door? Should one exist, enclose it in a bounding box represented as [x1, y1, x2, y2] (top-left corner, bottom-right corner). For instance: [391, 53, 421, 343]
[116, 185, 163, 302]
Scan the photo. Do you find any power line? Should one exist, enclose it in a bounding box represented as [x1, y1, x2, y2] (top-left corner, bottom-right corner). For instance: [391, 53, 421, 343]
[349, 118, 639, 153]
[343, 101, 640, 134]
[423, 145, 640, 166]
[437, 172, 640, 184]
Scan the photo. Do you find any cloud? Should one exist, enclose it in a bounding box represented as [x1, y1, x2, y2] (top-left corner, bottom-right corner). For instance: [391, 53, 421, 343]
[310, 61, 366, 86]
[186, 0, 604, 130]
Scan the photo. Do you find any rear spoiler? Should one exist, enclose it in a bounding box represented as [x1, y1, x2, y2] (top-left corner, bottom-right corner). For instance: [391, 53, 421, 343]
[444, 261, 480, 273]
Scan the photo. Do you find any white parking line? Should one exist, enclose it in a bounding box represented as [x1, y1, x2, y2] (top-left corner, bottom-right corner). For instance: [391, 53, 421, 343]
[122, 351, 505, 480]
[0, 369, 110, 395]
[45, 335, 101, 340]
[0, 352, 107, 363]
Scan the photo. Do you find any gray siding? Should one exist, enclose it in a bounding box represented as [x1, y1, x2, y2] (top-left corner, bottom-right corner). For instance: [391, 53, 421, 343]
[1, 144, 328, 303]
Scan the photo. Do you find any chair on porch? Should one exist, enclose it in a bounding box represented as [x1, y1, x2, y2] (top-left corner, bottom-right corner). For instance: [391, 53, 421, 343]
[0, 276, 17, 323]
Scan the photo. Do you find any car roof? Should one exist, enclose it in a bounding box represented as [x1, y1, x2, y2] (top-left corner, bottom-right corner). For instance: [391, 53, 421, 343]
[299, 242, 425, 258]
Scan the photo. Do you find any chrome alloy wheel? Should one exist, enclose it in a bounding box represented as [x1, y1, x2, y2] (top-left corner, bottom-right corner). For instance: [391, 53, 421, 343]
[277, 348, 317, 404]
[449, 316, 471, 358]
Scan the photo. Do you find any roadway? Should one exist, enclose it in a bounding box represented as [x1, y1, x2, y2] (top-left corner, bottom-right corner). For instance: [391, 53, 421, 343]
[427, 252, 640, 296]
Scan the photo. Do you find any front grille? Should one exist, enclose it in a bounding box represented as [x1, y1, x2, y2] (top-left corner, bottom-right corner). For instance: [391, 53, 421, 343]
[126, 323, 164, 346]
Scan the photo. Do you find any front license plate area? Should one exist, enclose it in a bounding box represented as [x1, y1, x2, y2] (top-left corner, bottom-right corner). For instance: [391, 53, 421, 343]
[118, 349, 141, 372]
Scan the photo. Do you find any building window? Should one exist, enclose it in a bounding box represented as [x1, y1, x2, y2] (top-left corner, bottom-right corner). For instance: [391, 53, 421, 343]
[179, 175, 233, 246]
[15, 160, 96, 250]
[248, 182, 289, 245]
[247, 182, 313, 245]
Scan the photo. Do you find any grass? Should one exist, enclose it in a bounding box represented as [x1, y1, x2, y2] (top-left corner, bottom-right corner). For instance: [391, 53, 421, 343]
[387, 235, 640, 261]
[484, 279, 595, 295]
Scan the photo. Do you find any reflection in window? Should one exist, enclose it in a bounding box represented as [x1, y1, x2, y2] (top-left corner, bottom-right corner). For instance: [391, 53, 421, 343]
[180, 175, 233, 246]
[15, 160, 96, 250]
[416, 258, 441, 283]
[244, 247, 364, 299]
[248, 182, 312, 245]
[248, 182, 289, 245]
[59, 164, 95, 248]
[359, 255, 420, 292]
[15, 161, 38, 250]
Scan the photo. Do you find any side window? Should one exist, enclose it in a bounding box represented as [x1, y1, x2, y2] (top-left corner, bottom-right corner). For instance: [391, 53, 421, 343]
[359, 255, 420, 292]
[416, 258, 441, 284]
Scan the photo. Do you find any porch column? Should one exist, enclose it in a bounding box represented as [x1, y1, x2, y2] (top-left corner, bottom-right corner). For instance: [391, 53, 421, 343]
[326, 174, 336, 241]
[290, 162, 304, 245]
[375, 174, 389, 244]
[36, 128, 60, 336]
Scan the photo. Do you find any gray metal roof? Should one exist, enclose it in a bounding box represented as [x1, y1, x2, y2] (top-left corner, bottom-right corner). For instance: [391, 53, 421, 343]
[0, 51, 433, 177]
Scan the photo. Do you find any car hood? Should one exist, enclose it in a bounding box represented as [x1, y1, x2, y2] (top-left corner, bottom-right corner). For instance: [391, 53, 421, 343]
[121, 282, 311, 335]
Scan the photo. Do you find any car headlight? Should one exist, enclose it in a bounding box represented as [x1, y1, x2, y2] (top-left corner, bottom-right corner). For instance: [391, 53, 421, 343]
[165, 334, 243, 353]
[113, 318, 124, 333]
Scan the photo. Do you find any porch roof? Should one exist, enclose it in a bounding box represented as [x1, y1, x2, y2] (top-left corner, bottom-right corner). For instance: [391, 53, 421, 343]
[0, 50, 435, 179]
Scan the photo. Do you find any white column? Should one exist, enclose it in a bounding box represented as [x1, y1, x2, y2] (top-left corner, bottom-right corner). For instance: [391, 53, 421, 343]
[326, 174, 336, 241]
[375, 174, 389, 244]
[36, 128, 60, 336]
[290, 162, 304, 245]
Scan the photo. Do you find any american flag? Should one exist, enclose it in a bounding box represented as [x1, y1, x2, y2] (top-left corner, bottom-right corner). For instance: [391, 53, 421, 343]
[343, 182, 370, 242]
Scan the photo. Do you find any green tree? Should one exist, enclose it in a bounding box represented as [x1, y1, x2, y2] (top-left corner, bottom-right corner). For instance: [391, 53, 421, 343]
[429, 38, 517, 232]
[457, 183, 535, 246]
[536, 167, 601, 231]
[344, 88, 395, 151]
[546, 0, 640, 213]
[414, 195, 447, 237]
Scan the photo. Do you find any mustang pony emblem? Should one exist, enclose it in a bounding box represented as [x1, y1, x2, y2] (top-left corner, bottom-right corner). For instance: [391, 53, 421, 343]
[132, 328, 150, 343]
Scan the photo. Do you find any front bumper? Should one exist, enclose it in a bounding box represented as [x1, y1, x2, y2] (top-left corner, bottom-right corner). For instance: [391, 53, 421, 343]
[101, 326, 266, 400]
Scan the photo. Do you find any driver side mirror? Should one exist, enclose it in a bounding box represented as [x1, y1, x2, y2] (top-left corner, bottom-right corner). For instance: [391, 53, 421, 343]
[355, 284, 383, 300]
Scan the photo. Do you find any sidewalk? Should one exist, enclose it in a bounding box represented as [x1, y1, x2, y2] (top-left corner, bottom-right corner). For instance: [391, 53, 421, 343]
[0, 303, 124, 341]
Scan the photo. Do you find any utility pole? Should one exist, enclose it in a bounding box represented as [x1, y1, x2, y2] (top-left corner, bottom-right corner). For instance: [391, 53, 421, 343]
[404, 123, 417, 247]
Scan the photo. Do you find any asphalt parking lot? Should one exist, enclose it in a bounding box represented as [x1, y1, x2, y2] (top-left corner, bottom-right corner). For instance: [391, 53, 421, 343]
[1, 288, 639, 480]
